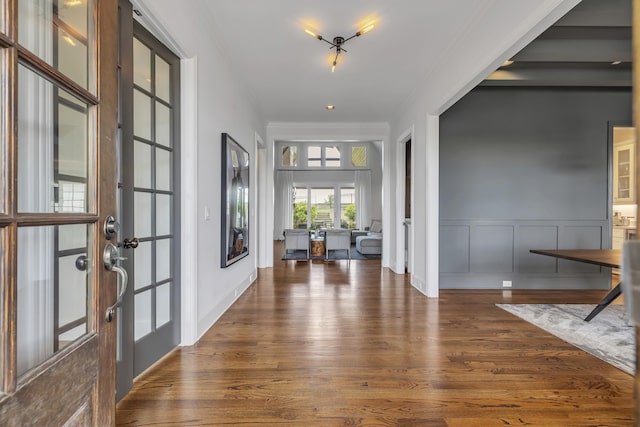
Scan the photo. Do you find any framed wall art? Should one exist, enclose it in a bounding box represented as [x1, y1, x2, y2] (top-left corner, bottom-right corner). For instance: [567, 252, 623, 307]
[220, 133, 249, 267]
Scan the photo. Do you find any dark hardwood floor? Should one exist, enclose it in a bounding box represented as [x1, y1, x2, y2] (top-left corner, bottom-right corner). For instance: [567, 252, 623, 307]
[116, 246, 633, 426]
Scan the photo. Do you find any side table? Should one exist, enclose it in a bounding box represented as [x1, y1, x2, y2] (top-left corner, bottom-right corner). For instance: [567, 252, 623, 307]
[310, 238, 325, 257]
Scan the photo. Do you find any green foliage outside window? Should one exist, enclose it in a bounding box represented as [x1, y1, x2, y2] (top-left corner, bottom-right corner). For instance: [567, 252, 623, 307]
[293, 202, 317, 228]
[343, 203, 356, 228]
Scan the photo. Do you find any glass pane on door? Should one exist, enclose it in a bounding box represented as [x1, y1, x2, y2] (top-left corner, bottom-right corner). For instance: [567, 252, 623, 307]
[134, 291, 152, 341]
[134, 241, 152, 291]
[155, 55, 171, 102]
[17, 224, 93, 377]
[133, 38, 151, 92]
[155, 102, 171, 147]
[133, 89, 152, 140]
[156, 283, 171, 328]
[156, 195, 172, 236]
[17, 65, 92, 214]
[18, 0, 93, 91]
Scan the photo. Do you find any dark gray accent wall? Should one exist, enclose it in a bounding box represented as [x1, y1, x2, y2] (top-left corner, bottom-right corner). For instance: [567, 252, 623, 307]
[439, 87, 631, 289]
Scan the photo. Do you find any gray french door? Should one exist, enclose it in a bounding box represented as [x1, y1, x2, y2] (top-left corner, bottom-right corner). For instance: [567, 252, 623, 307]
[116, 0, 181, 400]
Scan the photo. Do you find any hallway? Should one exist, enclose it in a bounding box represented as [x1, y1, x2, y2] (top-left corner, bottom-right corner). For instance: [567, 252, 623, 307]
[116, 255, 632, 426]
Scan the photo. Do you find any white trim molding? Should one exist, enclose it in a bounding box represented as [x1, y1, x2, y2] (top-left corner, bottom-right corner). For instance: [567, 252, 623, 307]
[393, 126, 414, 274]
[425, 114, 439, 298]
[180, 57, 199, 345]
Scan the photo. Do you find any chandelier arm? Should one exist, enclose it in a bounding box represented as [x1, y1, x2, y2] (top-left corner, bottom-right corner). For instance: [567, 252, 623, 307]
[342, 32, 360, 43]
[320, 38, 337, 48]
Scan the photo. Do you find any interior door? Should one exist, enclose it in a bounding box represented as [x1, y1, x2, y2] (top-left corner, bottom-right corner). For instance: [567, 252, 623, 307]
[0, 0, 119, 424]
[116, 1, 181, 400]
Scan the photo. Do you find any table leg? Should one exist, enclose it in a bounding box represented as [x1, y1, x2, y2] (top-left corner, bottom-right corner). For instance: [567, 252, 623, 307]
[584, 283, 622, 322]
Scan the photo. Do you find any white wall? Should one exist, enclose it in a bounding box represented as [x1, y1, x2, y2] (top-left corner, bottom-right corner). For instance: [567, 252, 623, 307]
[135, 1, 266, 343]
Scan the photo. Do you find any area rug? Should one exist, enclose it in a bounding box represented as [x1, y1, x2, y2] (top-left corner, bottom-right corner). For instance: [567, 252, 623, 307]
[281, 245, 381, 261]
[497, 304, 635, 375]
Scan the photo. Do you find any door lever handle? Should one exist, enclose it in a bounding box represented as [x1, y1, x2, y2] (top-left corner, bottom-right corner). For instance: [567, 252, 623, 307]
[105, 265, 128, 322]
[103, 242, 129, 322]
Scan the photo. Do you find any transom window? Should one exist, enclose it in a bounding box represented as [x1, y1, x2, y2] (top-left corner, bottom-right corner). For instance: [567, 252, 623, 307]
[325, 146, 341, 167]
[277, 142, 369, 170]
[307, 145, 322, 167]
[351, 146, 367, 167]
[282, 145, 297, 167]
[306, 145, 340, 168]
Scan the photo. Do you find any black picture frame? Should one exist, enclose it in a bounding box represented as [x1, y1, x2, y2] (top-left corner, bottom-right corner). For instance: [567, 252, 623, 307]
[220, 133, 249, 267]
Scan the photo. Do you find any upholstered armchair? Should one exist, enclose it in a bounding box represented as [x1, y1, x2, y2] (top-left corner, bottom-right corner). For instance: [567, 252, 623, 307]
[324, 229, 351, 262]
[284, 229, 309, 259]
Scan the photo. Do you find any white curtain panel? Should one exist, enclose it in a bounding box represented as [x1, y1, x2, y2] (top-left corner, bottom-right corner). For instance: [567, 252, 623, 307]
[274, 170, 294, 239]
[354, 170, 371, 230]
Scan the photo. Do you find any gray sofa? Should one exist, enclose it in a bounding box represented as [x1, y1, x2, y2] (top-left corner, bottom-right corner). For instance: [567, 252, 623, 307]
[356, 232, 382, 255]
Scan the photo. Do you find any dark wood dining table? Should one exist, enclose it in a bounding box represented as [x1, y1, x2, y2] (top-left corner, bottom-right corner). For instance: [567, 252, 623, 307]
[529, 249, 621, 321]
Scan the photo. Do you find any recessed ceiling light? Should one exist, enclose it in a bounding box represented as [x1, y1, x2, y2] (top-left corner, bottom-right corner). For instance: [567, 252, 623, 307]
[326, 105, 335, 110]
[502, 59, 514, 67]
[612, 60, 622, 65]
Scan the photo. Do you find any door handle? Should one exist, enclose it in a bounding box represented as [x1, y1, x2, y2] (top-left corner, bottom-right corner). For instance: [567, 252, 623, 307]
[104, 242, 128, 322]
[122, 237, 139, 249]
[75, 255, 88, 271]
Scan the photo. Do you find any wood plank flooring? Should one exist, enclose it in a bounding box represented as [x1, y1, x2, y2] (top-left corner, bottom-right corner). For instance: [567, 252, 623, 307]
[116, 251, 633, 426]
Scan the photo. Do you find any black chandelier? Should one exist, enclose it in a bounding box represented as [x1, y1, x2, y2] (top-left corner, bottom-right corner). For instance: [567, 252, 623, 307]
[305, 23, 375, 72]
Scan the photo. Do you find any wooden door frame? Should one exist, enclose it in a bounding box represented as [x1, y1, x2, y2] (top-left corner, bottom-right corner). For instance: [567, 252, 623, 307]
[95, 0, 120, 423]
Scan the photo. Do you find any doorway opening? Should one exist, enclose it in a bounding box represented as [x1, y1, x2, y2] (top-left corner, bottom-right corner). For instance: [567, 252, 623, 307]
[404, 139, 412, 273]
[610, 124, 636, 254]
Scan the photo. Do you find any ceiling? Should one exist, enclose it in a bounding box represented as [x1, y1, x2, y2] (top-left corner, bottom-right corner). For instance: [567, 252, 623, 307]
[153, 0, 631, 123]
[485, 0, 631, 86]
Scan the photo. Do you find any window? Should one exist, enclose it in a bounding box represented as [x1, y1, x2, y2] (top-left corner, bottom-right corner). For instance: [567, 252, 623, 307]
[282, 145, 297, 167]
[292, 187, 309, 229]
[293, 186, 358, 230]
[310, 188, 334, 228]
[340, 188, 356, 228]
[307, 145, 322, 167]
[307, 145, 341, 168]
[351, 146, 367, 167]
[277, 142, 369, 170]
[325, 146, 341, 167]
